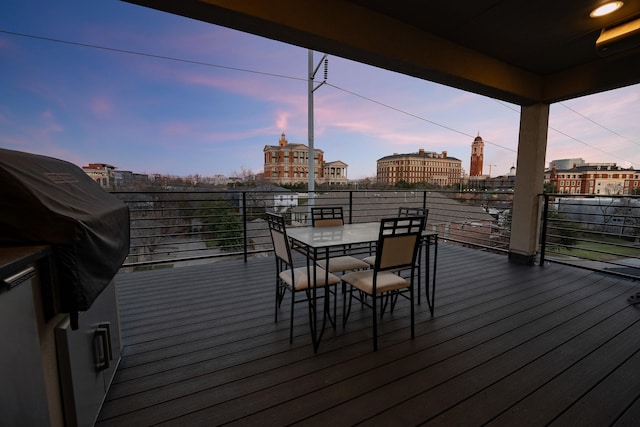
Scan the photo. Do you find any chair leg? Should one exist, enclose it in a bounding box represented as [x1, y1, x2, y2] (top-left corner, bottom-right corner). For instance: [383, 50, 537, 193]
[417, 244, 422, 304]
[359, 290, 368, 309]
[410, 285, 415, 339]
[372, 293, 378, 351]
[325, 285, 336, 330]
[289, 289, 295, 343]
[275, 279, 279, 323]
[380, 293, 388, 318]
[343, 284, 352, 325]
[332, 285, 337, 330]
[276, 278, 286, 322]
[389, 292, 400, 313]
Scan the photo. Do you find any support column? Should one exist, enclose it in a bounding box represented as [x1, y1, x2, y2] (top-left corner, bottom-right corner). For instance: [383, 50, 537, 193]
[509, 103, 550, 265]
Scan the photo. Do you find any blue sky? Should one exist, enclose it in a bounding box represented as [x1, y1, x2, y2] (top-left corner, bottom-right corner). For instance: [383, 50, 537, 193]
[2, 1, 639, 180]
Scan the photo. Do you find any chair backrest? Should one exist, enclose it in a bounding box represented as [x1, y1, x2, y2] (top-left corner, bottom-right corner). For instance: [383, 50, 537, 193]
[375, 216, 425, 272]
[311, 206, 345, 227]
[266, 212, 292, 265]
[398, 207, 429, 228]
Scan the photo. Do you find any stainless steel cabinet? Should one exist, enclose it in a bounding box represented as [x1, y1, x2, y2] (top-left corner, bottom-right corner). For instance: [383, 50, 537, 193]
[0, 265, 51, 426]
[0, 247, 121, 427]
[55, 280, 121, 427]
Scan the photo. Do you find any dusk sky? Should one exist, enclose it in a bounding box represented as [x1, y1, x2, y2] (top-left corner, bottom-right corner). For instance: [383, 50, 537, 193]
[2, 1, 639, 180]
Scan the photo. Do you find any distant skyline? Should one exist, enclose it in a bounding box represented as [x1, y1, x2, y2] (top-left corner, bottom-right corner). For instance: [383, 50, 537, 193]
[2, 0, 639, 180]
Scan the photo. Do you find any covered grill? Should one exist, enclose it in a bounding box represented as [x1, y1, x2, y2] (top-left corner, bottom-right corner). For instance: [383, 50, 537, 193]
[0, 148, 130, 317]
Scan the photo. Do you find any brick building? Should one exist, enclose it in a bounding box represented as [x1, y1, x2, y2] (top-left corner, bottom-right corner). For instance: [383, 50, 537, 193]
[376, 149, 462, 186]
[263, 133, 348, 186]
[548, 163, 640, 195]
[470, 134, 484, 177]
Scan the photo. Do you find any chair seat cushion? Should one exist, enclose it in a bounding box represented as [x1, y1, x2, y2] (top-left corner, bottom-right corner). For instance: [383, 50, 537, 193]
[280, 266, 340, 290]
[362, 255, 376, 266]
[316, 256, 370, 272]
[341, 270, 410, 294]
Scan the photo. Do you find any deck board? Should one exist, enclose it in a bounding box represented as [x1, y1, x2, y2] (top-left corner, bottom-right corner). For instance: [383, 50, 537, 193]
[96, 245, 640, 426]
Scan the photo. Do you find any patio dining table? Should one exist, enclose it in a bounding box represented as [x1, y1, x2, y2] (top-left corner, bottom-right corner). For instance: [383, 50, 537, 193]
[286, 221, 438, 351]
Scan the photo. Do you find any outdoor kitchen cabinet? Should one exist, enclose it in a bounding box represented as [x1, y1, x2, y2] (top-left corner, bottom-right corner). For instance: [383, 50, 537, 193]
[0, 246, 122, 427]
[0, 247, 54, 426]
[55, 278, 121, 427]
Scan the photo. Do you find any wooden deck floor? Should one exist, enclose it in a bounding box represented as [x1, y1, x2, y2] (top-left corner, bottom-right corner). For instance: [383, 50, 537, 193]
[96, 244, 640, 426]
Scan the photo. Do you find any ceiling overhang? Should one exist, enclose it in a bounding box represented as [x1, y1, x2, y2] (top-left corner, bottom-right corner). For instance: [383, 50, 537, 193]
[124, 0, 640, 105]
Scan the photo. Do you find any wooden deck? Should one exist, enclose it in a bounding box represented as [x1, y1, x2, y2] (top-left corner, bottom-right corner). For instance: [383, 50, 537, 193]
[96, 244, 640, 426]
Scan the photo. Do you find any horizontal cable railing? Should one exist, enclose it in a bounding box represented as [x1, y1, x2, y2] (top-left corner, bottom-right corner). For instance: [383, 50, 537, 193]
[539, 194, 640, 279]
[112, 189, 640, 279]
[301, 190, 512, 254]
[112, 189, 513, 270]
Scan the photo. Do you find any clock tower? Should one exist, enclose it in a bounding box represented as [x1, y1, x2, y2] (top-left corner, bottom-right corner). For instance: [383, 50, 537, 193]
[470, 134, 484, 176]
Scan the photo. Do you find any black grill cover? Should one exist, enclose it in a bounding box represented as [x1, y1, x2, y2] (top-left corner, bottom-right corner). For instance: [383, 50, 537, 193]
[0, 148, 130, 313]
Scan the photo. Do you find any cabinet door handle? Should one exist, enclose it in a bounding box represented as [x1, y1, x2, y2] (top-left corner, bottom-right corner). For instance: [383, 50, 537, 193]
[94, 328, 110, 371]
[98, 322, 113, 361]
[2, 266, 36, 290]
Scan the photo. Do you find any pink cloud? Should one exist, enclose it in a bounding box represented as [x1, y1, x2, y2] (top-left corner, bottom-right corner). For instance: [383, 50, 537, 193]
[275, 110, 289, 130]
[90, 97, 113, 117]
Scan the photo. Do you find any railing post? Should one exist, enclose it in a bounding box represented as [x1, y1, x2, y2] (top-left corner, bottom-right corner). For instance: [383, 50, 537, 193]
[243, 191, 248, 262]
[348, 191, 353, 224]
[539, 193, 549, 266]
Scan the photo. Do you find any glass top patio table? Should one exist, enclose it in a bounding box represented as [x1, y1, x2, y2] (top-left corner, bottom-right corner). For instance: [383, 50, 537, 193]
[286, 222, 437, 249]
[287, 222, 381, 249]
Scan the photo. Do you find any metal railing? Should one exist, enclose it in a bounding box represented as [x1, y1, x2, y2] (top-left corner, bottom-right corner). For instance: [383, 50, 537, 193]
[111, 189, 640, 279]
[539, 194, 640, 279]
[111, 189, 514, 270]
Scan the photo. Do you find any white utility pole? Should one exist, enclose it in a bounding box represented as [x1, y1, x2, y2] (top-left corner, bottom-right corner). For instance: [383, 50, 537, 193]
[308, 50, 328, 212]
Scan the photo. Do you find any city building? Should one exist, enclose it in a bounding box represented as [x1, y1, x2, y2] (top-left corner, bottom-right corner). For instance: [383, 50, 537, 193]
[469, 134, 484, 176]
[263, 133, 348, 186]
[82, 163, 116, 188]
[323, 160, 348, 186]
[113, 170, 134, 188]
[467, 166, 517, 192]
[83, 163, 150, 189]
[548, 158, 585, 170]
[547, 163, 640, 195]
[376, 149, 462, 187]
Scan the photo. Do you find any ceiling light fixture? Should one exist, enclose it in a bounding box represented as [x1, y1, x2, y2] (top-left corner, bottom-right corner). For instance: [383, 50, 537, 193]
[590, 1, 624, 18]
[596, 17, 640, 55]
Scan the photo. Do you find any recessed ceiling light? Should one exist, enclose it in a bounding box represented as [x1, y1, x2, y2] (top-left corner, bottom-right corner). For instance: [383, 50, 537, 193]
[590, 1, 624, 18]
